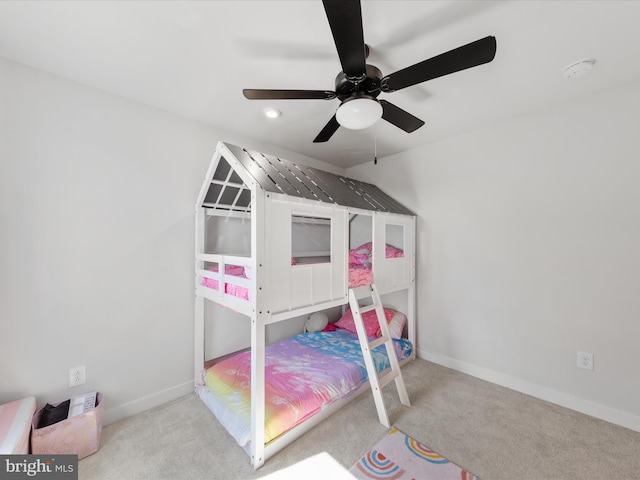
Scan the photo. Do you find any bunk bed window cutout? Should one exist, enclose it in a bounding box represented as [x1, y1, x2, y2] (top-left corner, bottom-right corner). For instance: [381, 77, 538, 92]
[385, 223, 405, 258]
[379, 220, 411, 290]
[291, 214, 331, 265]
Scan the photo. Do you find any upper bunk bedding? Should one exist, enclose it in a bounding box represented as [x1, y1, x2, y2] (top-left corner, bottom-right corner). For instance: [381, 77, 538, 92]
[202, 264, 250, 300]
[196, 329, 413, 448]
[348, 242, 404, 288]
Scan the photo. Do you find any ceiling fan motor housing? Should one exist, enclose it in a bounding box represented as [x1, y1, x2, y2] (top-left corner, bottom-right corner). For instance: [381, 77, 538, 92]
[334, 64, 383, 100]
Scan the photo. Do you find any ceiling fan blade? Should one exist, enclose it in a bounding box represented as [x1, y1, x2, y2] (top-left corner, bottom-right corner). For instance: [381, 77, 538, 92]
[381, 36, 497, 92]
[243, 89, 336, 100]
[313, 115, 340, 143]
[322, 0, 367, 78]
[380, 100, 425, 133]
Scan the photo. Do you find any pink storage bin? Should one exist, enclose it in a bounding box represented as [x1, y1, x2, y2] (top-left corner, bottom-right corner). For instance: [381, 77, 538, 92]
[31, 392, 104, 459]
[0, 396, 36, 454]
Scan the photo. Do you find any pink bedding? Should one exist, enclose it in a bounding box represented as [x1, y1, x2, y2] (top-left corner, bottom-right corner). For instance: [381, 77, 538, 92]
[202, 265, 249, 300]
[349, 242, 404, 268]
[348, 264, 373, 288]
[197, 330, 414, 447]
[347, 242, 404, 287]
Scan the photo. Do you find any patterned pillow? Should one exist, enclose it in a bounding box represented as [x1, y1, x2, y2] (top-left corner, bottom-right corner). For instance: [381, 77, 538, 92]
[335, 308, 398, 338]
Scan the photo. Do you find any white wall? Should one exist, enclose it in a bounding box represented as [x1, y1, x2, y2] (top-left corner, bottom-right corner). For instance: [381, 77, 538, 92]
[0, 58, 341, 424]
[347, 80, 640, 432]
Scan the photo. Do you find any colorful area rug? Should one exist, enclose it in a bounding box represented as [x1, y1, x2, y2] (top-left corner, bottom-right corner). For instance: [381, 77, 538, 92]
[350, 427, 478, 480]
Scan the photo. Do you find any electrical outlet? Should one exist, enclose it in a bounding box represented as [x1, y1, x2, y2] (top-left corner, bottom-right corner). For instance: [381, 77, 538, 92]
[577, 351, 594, 371]
[69, 366, 86, 387]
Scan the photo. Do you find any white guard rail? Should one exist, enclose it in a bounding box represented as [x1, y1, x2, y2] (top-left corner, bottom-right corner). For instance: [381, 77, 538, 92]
[196, 253, 254, 317]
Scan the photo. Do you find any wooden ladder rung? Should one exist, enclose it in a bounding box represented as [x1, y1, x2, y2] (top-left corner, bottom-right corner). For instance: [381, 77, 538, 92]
[368, 336, 390, 350]
[350, 285, 373, 300]
[348, 284, 411, 429]
[378, 369, 399, 389]
[358, 304, 376, 315]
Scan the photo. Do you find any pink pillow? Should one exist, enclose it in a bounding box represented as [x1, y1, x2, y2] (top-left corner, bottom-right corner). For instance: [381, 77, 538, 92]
[335, 308, 397, 338]
[387, 311, 407, 339]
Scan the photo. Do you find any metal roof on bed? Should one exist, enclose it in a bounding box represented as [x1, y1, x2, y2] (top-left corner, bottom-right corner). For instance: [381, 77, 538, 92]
[202, 142, 414, 216]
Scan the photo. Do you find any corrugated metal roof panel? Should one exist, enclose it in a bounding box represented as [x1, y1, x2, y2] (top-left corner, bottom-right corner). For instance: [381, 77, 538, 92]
[204, 143, 414, 216]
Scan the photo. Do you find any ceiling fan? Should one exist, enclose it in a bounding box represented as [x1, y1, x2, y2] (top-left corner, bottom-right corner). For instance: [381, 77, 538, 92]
[243, 0, 497, 143]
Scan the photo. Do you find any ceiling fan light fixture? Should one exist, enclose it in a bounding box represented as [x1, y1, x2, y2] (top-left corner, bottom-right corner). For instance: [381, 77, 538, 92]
[336, 96, 382, 130]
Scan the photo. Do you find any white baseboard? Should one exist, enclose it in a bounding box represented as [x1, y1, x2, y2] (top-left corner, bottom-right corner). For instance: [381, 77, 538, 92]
[418, 348, 640, 434]
[103, 380, 194, 425]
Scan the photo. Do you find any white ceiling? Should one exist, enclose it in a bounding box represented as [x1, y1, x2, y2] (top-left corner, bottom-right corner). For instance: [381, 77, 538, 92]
[1, 1, 640, 169]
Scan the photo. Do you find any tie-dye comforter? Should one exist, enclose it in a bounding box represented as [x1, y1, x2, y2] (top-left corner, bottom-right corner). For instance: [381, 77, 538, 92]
[198, 330, 413, 447]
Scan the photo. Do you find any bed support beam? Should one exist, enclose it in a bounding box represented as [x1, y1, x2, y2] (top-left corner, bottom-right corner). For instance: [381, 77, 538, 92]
[194, 206, 206, 388]
[250, 187, 266, 469]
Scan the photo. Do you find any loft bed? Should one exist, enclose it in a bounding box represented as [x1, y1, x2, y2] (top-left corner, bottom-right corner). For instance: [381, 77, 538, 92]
[194, 141, 416, 469]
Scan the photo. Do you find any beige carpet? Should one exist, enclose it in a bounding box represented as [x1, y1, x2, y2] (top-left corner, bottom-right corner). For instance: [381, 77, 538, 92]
[79, 359, 640, 480]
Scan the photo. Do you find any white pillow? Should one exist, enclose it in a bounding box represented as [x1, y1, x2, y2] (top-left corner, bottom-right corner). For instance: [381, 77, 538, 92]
[387, 311, 407, 339]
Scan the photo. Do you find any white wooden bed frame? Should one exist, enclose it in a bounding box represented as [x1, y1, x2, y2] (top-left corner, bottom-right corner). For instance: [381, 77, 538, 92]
[195, 142, 416, 469]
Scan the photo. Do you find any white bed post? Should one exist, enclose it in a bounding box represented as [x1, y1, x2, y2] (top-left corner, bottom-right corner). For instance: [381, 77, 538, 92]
[407, 284, 416, 347]
[194, 206, 205, 387]
[194, 147, 221, 388]
[408, 215, 417, 347]
[250, 187, 267, 469]
[371, 212, 385, 287]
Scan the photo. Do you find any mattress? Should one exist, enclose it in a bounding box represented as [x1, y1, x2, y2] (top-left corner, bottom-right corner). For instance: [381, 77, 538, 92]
[197, 330, 413, 447]
[0, 396, 36, 454]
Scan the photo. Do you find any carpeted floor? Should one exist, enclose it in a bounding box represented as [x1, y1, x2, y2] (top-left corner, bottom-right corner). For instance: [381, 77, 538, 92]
[79, 359, 640, 480]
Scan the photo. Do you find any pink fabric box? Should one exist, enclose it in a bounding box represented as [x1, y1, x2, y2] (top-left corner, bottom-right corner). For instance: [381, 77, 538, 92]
[31, 392, 104, 459]
[0, 396, 36, 454]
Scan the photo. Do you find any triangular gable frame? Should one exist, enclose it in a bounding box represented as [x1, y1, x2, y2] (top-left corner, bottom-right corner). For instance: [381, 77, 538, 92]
[198, 142, 414, 216]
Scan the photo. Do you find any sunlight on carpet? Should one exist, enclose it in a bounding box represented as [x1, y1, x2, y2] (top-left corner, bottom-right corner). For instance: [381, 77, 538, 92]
[257, 452, 356, 480]
[350, 427, 478, 480]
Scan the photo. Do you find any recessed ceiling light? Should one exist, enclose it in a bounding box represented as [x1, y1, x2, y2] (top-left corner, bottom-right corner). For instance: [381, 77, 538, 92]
[263, 108, 281, 119]
[562, 58, 596, 79]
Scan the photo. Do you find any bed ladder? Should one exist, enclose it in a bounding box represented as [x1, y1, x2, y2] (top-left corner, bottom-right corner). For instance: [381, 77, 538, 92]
[348, 284, 410, 427]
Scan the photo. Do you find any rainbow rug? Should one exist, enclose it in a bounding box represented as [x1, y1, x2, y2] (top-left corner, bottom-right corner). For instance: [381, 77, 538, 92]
[350, 427, 478, 480]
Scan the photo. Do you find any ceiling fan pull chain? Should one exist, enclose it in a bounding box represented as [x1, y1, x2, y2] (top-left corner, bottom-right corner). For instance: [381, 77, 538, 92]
[374, 123, 378, 165]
